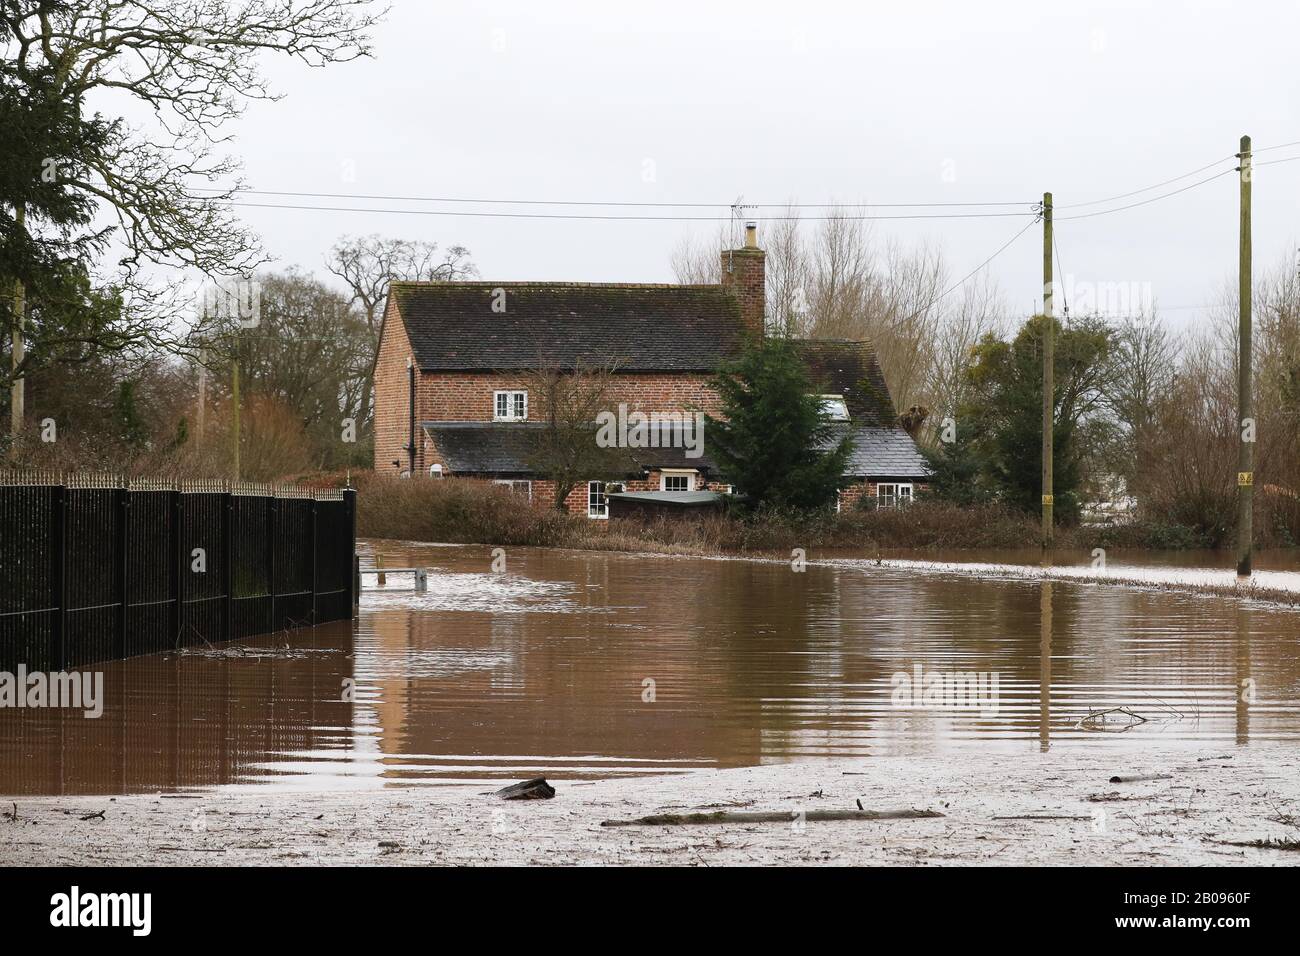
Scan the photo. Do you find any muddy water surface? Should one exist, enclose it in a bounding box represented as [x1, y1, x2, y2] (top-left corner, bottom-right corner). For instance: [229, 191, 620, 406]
[3, 542, 1299, 795]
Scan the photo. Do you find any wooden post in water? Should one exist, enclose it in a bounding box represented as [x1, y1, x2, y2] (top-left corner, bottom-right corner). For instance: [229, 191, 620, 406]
[1236, 135, 1254, 579]
[1041, 192, 1054, 551]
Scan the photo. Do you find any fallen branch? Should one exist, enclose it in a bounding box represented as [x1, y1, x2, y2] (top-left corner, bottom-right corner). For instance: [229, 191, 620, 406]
[1109, 773, 1173, 783]
[1076, 707, 1148, 733]
[1086, 792, 1152, 802]
[1217, 837, 1300, 852]
[992, 814, 1092, 821]
[600, 808, 943, 827]
[154, 846, 228, 853]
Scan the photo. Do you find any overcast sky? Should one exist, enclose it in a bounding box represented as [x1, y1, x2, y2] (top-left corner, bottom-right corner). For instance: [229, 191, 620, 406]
[220, 0, 1297, 329]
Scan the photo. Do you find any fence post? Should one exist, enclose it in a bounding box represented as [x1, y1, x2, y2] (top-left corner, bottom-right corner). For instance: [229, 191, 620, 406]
[115, 486, 129, 660]
[222, 489, 234, 642]
[267, 494, 278, 635]
[343, 488, 357, 619]
[353, 555, 361, 619]
[309, 498, 319, 625]
[50, 484, 68, 671]
[170, 489, 182, 646]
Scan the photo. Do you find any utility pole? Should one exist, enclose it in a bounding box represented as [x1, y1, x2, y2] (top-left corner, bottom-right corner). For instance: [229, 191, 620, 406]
[9, 204, 26, 442]
[1041, 192, 1054, 550]
[1236, 135, 1253, 579]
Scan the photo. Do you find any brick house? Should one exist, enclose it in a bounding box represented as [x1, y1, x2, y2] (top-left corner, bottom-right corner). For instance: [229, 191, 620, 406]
[372, 224, 930, 515]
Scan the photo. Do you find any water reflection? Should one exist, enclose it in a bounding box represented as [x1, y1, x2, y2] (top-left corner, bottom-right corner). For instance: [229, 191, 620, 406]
[1040, 579, 1052, 753]
[3, 542, 1300, 795]
[0, 631, 356, 795]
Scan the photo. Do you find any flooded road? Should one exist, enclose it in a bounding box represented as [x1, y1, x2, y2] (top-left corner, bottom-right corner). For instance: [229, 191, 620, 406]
[3, 541, 1299, 795]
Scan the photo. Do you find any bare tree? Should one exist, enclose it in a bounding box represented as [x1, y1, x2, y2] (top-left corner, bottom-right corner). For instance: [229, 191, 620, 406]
[521, 360, 635, 511]
[326, 234, 476, 441]
[762, 210, 811, 337]
[926, 268, 1005, 433]
[327, 234, 477, 335]
[669, 228, 725, 285]
[1, 0, 385, 441]
[1108, 311, 1178, 461]
[667, 208, 1009, 419]
[203, 269, 372, 469]
[2, 0, 384, 276]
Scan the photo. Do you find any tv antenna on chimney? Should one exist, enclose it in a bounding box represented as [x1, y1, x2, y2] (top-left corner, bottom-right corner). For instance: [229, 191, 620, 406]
[727, 196, 755, 273]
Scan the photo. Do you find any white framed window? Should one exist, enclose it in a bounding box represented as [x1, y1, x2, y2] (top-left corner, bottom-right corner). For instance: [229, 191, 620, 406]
[494, 390, 527, 421]
[493, 479, 532, 501]
[818, 394, 851, 421]
[660, 470, 696, 492]
[876, 482, 914, 508]
[587, 480, 608, 519]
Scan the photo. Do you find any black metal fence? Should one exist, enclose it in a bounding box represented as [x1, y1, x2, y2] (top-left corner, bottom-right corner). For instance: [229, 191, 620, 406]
[0, 475, 357, 670]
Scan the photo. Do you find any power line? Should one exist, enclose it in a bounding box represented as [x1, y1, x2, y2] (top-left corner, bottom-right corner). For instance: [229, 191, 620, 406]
[1257, 154, 1300, 168]
[219, 200, 1038, 222]
[1050, 138, 1299, 211]
[191, 138, 1300, 220]
[1055, 168, 1237, 221]
[901, 216, 1039, 321]
[1056, 153, 1236, 209]
[191, 186, 1032, 209]
[1053, 231, 1068, 314]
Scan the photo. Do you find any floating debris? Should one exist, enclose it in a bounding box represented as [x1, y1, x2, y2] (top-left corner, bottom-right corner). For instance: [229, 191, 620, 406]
[1076, 706, 1149, 733]
[491, 777, 556, 800]
[169, 644, 337, 661]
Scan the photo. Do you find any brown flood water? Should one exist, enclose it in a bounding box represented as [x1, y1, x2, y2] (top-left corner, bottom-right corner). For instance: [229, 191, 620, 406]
[3, 541, 1299, 795]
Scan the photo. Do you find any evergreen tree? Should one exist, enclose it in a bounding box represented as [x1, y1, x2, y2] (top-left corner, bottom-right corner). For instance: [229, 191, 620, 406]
[706, 337, 853, 511]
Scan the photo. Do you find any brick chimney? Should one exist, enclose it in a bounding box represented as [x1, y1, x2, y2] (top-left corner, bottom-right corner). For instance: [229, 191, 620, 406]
[720, 221, 765, 338]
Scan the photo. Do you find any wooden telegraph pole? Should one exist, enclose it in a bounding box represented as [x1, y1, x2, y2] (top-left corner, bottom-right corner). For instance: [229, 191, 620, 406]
[1236, 136, 1253, 579]
[1041, 192, 1054, 550]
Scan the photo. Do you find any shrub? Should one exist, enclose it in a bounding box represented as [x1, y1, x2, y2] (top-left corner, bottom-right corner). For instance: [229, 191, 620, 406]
[355, 474, 578, 546]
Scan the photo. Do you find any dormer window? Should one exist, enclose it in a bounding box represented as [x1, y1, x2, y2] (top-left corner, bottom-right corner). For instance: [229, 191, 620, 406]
[818, 395, 850, 421]
[494, 390, 528, 421]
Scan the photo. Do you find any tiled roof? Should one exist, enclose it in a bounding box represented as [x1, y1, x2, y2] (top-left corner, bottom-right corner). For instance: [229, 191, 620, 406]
[825, 425, 933, 480]
[795, 340, 897, 427]
[392, 282, 746, 371]
[422, 422, 718, 475]
[608, 491, 724, 506]
[423, 422, 541, 473]
[425, 421, 927, 480]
